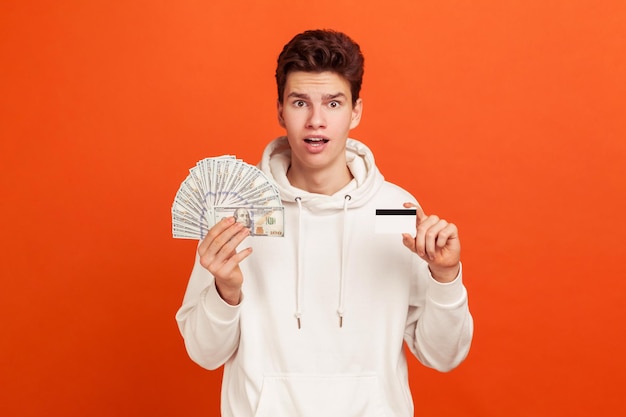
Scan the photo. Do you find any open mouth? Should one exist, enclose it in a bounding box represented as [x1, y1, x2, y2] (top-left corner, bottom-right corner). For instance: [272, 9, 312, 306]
[304, 137, 329, 146]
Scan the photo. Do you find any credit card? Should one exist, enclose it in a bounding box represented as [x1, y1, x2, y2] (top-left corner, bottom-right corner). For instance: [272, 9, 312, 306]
[374, 209, 416, 234]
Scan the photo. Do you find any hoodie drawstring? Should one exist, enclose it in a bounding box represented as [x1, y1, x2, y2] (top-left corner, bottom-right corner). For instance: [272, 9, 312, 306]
[294, 197, 303, 329]
[338, 194, 351, 328]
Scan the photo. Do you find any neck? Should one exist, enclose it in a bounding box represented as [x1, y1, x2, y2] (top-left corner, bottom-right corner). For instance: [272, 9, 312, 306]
[287, 163, 353, 195]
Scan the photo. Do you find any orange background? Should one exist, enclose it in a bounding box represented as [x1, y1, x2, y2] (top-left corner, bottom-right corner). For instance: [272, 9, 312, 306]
[1, 1, 625, 416]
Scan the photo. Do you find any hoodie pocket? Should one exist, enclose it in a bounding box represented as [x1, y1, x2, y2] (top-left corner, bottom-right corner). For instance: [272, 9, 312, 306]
[253, 373, 387, 417]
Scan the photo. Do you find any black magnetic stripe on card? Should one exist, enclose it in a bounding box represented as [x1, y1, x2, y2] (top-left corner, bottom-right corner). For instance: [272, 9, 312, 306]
[375, 209, 417, 216]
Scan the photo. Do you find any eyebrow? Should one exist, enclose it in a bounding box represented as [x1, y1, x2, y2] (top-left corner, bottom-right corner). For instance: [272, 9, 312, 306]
[287, 92, 347, 101]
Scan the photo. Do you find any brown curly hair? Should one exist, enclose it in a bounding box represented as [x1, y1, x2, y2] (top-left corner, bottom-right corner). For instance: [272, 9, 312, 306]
[275, 29, 364, 105]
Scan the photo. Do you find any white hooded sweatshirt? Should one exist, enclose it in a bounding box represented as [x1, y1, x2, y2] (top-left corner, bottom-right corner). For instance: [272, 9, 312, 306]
[176, 137, 473, 417]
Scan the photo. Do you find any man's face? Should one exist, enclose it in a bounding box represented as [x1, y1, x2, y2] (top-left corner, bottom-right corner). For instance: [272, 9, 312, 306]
[277, 71, 362, 174]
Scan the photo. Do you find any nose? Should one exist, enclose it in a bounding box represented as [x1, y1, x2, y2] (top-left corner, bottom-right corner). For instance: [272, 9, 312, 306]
[306, 104, 326, 129]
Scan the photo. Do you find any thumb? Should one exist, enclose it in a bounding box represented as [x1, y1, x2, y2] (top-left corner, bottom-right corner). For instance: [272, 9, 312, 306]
[402, 233, 417, 253]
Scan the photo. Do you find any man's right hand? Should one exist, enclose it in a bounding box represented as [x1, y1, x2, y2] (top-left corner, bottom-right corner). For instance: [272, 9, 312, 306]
[198, 216, 253, 305]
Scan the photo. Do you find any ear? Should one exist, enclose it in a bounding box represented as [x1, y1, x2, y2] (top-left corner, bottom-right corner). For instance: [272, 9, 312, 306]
[277, 100, 286, 128]
[350, 98, 363, 130]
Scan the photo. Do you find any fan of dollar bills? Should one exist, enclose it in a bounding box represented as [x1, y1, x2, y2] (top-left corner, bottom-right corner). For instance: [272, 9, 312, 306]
[171, 156, 285, 239]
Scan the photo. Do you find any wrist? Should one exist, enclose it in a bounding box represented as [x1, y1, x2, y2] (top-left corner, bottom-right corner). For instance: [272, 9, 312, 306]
[216, 284, 242, 306]
[429, 264, 460, 283]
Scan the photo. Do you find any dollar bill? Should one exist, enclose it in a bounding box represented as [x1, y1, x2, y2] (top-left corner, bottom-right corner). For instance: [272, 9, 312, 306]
[214, 206, 284, 237]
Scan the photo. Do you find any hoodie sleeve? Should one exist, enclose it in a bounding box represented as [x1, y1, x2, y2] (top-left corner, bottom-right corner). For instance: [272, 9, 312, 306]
[404, 259, 474, 372]
[175, 253, 241, 370]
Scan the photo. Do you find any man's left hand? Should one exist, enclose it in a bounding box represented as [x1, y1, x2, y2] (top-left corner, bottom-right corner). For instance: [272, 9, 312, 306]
[401, 202, 461, 283]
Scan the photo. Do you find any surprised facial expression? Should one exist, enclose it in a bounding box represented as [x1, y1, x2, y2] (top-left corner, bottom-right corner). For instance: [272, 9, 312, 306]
[277, 71, 362, 174]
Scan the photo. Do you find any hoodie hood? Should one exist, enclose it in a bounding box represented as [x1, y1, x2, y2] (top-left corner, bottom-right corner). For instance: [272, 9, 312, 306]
[259, 136, 384, 210]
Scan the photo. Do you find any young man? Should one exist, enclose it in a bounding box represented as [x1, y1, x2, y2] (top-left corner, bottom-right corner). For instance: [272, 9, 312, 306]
[176, 29, 473, 417]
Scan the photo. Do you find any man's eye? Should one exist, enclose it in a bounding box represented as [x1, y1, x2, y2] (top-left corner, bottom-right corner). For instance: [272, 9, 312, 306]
[294, 100, 306, 107]
[329, 101, 340, 108]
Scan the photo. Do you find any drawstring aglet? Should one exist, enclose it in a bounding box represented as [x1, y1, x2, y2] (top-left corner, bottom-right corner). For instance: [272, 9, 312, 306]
[339, 315, 343, 328]
[296, 317, 301, 329]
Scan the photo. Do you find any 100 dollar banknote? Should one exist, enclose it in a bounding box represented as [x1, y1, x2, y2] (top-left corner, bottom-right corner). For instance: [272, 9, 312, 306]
[214, 206, 284, 237]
